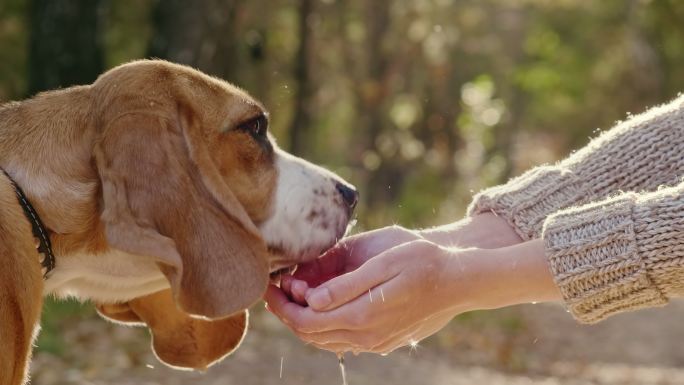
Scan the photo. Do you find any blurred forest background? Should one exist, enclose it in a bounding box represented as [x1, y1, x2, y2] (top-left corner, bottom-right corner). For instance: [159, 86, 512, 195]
[2, 0, 684, 384]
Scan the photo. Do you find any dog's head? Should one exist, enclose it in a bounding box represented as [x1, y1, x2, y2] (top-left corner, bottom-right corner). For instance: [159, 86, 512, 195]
[92, 60, 356, 368]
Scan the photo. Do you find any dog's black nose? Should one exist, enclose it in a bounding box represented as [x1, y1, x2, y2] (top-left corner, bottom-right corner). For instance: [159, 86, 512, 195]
[336, 183, 359, 211]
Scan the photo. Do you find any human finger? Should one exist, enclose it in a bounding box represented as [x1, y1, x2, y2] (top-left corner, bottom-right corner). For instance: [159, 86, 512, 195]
[264, 285, 351, 332]
[304, 256, 397, 311]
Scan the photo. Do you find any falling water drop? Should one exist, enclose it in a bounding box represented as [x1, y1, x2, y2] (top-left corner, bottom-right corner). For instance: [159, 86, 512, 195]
[337, 353, 348, 385]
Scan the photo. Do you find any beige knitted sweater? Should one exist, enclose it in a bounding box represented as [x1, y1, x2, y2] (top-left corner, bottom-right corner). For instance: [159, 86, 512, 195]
[468, 94, 684, 323]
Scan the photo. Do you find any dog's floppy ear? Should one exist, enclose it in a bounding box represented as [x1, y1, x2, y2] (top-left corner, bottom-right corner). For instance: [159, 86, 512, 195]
[94, 110, 269, 319]
[97, 289, 247, 370]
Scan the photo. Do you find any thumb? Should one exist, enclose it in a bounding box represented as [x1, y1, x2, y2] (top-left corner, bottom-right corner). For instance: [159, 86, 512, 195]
[305, 255, 395, 311]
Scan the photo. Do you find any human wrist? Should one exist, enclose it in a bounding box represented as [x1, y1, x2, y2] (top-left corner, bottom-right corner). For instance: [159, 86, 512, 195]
[444, 240, 561, 312]
[467, 166, 594, 240]
[486, 239, 562, 308]
[419, 212, 523, 249]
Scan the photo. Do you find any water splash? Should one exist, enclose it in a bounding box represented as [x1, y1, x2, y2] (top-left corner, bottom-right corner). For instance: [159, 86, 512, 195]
[345, 219, 358, 235]
[337, 353, 348, 385]
[408, 339, 420, 356]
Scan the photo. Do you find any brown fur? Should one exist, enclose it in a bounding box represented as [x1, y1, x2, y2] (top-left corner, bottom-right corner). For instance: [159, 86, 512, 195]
[97, 289, 247, 370]
[0, 173, 43, 384]
[0, 60, 282, 384]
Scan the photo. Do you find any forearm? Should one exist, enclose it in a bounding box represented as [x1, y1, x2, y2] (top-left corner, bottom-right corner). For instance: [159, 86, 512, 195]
[469, 95, 684, 240]
[420, 212, 523, 249]
[440, 181, 684, 324]
[541, 181, 684, 323]
[442, 239, 561, 313]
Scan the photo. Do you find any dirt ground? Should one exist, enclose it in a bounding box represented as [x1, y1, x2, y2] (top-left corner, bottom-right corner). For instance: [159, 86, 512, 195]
[30, 300, 684, 385]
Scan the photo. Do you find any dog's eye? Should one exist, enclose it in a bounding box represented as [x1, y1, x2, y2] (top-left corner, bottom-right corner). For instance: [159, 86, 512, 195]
[238, 115, 267, 137]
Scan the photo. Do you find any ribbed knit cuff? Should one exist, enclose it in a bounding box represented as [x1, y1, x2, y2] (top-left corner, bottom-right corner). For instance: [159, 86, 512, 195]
[543, 193, 668, 324]
[467, 166, 595, 241]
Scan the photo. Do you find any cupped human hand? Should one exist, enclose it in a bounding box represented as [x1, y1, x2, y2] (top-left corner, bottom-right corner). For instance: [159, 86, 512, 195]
[278, 213, 521, 306]
[265, 239, 472, 354]
[278, 225, 424, 306]
[264, 238, 559, 355]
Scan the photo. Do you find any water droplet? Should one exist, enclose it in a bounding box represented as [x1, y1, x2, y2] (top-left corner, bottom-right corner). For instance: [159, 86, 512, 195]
[338, 353, 348, 385]
[408, 339, 420, 355]
[280, 356, 284, 379]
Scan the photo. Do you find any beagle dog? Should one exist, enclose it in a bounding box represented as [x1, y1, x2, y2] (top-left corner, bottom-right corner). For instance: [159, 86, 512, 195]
[0, 60, 357, 384]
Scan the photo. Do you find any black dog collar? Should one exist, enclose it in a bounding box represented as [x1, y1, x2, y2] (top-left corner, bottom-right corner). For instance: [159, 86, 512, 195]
[3, 170, 55, 278]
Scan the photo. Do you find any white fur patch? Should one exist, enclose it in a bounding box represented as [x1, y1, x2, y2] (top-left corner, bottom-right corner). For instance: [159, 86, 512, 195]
[259, 149, 351, 269]
[44, 249, 169, 303]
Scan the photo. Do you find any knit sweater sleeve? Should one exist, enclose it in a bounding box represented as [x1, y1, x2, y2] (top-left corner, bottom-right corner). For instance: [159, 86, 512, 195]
[468, 95, 684, 240]
[543, 180, 684, 323]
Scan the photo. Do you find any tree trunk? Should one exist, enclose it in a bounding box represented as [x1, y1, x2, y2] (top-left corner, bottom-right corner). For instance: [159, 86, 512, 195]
[147, 0, 241, 81]
[288, 0, 314, 156]
[28, 0, 105, 95]
[361, 0, 395, 207]
[491, 5, 527, 181]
